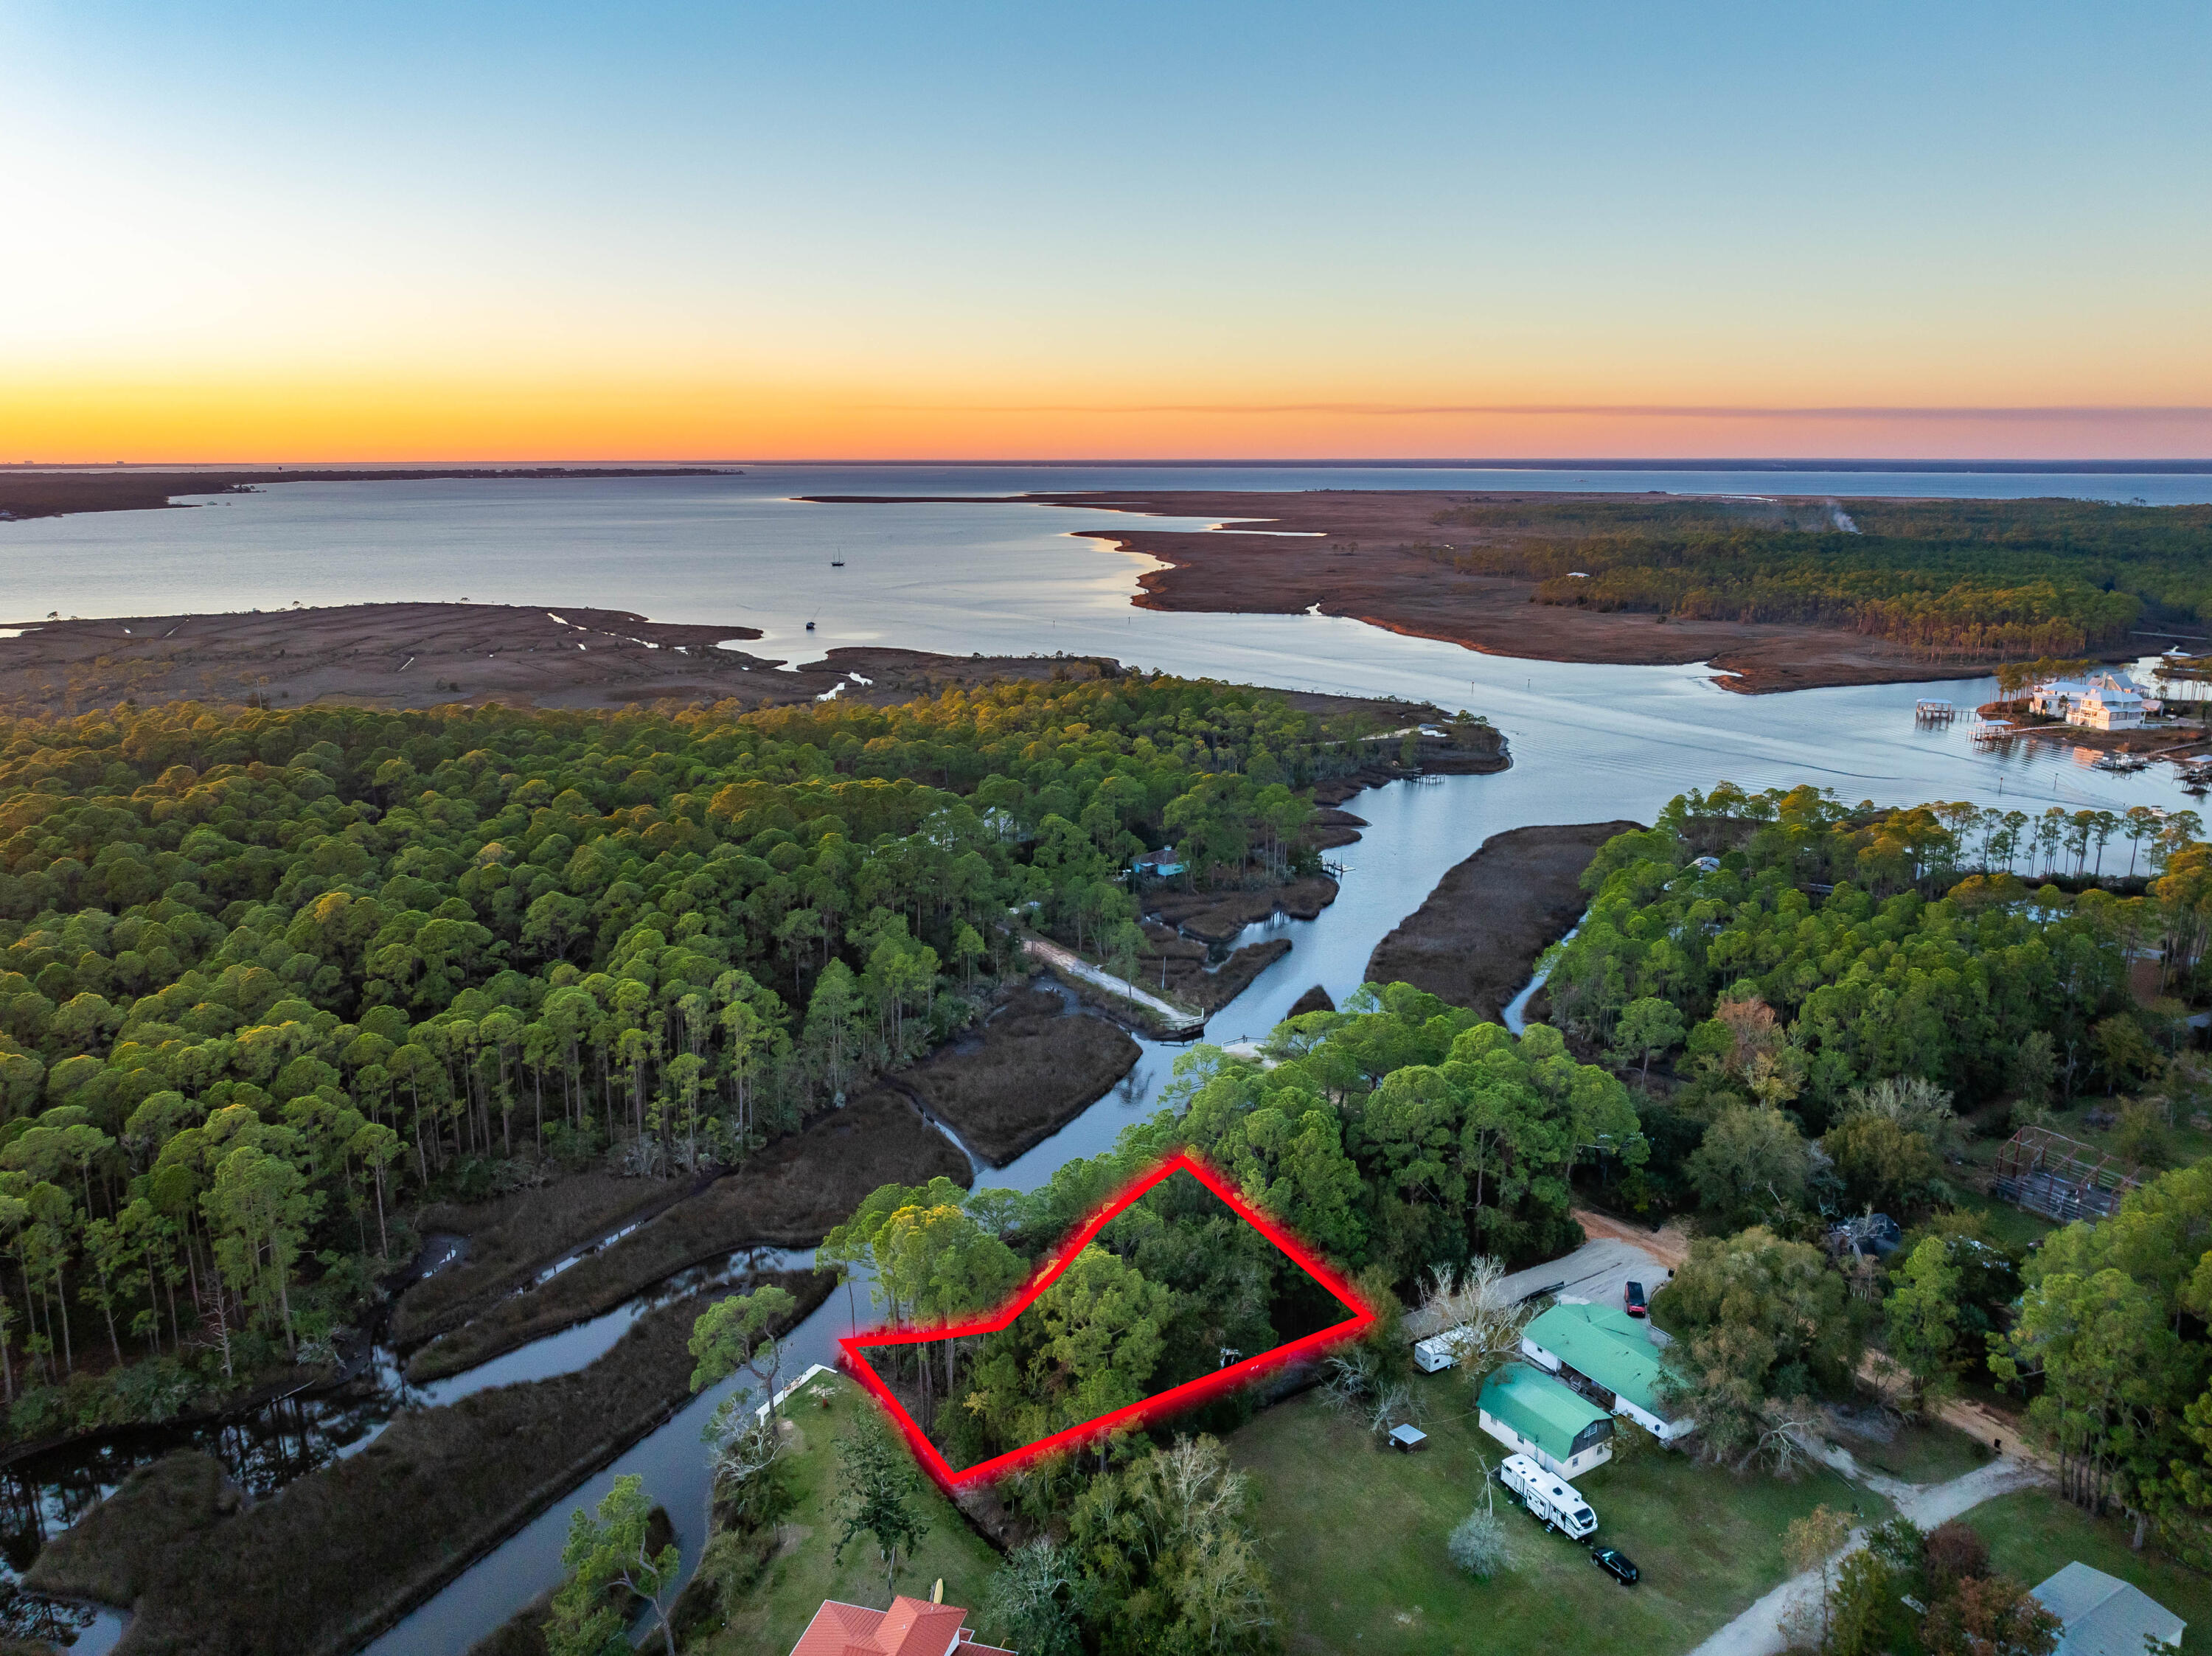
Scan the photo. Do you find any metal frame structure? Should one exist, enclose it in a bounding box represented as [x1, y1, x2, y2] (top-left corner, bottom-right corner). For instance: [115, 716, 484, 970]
[1991, 1126, 2142, 1223]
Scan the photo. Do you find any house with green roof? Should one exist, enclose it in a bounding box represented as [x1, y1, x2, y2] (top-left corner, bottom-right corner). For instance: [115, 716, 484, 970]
[1477, 1362, 1615, 1478]
[1522, 1300, 1697, 1444]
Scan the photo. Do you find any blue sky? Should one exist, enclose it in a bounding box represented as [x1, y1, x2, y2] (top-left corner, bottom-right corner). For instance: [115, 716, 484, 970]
[7, 1, 2209, 458]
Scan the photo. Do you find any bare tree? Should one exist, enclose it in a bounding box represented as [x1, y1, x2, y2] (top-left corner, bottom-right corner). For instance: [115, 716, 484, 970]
[1747, 1396, 1837, 1480]
[1366, 1380, 1422, 1440]
[1416, 1258, 1529, 1386]
[1320, 1345, 1380, 1416]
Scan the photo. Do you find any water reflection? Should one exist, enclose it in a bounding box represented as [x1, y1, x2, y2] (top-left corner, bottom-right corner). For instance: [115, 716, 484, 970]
[7, 467, 2212, 1648]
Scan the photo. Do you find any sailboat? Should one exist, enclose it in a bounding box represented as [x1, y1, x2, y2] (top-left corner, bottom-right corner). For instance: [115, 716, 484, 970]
[830, 549, 845, 567]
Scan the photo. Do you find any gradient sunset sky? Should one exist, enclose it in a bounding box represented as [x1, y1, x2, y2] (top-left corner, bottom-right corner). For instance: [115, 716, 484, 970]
[7, 1, 2209, 462]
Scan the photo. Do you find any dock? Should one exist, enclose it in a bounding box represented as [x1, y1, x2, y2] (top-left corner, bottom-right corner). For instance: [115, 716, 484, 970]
[1914, 700, 1955, 725]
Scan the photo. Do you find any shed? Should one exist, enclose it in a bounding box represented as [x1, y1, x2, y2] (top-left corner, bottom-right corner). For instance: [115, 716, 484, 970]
[1388, 1424, 1429, 1453]
[1478, 1363, 1614, 1478]
[2031, 1561, 2185, 1656]
[1520, 1302, 1696, 1444]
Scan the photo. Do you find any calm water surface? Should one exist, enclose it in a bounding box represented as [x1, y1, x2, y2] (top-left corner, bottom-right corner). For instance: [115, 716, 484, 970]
[7, 467, 2209, 1651]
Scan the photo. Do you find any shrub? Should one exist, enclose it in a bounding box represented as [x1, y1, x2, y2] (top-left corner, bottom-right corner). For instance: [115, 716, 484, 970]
[1447, 1510, 1512, 1579]
[1923, 1518, 1990, 1591]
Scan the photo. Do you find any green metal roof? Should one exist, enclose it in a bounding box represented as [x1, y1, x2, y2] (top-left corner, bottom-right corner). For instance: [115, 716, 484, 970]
[1478, 1363, 1610, 1460]
[1524, 1301, 1671, 1419]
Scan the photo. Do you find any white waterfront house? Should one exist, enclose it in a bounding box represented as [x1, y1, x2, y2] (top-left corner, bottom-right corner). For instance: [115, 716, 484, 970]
[2030, 672, 2146, 731]
[1520, 1301, 1697, 1444]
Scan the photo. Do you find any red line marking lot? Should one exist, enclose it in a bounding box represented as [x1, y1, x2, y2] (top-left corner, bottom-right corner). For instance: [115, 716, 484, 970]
[838, 1149, 1374, 1489]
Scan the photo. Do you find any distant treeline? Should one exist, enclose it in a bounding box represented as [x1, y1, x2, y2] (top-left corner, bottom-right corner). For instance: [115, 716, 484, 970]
[1426, 496, 2212, 658]
[0, 467, 727, 524]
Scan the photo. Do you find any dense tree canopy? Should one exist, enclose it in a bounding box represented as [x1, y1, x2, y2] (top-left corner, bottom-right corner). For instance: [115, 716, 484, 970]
[1430, 495, 2212, 658]
[1545, 784, 2199, 1120]
[0, 675, 1387, 1436]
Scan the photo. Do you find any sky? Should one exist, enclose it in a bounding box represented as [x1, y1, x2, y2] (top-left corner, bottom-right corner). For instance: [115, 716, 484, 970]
[4, 1, 2210, 462]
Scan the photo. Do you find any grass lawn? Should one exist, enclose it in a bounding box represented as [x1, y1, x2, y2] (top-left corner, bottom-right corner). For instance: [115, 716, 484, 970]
[1963, 1489, 2212, 1651]
[2047, 1094, 2212, 1173]
[1228, 1382, 1893, 1656]
[695, 1373, 1005, 1656]
[1948, 1186, 2056, 1253]
[1839, 1419, 1994, 1486]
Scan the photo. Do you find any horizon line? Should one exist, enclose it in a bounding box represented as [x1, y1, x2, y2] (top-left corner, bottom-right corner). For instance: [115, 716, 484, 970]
[9, 456, 2212, 473]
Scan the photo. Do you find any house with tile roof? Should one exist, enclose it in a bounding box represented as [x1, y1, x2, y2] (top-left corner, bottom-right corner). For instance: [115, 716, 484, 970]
[787, 1592, 1015, 1656]
[1521, 1300, 1697, 1444]
[1477, 1361, 1615, 1478]
[2031, 1562, 2184, 1656]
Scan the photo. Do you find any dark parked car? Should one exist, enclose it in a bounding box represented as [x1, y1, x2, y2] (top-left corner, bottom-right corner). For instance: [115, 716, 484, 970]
[1592, 1546, 1641, 1585]
[1623, 1280, 1648, 1318]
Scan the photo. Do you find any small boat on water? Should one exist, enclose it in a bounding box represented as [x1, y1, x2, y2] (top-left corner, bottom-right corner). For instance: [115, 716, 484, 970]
[830, 555, 844, 567]
[2093, 752, 2151, 773]
[805, 620, 815, 631]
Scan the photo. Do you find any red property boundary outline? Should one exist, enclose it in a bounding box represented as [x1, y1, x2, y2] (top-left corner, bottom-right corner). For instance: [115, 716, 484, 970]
[838, 1148, 1374, 1489]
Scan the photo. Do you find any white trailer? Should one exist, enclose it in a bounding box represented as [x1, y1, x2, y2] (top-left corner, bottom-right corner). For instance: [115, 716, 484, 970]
[1414, 1331, 1464, 1373]
[1500, 1453, 1597, 1540]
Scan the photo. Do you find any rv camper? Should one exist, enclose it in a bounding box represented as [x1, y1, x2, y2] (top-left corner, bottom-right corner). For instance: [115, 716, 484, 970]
[1500, 1453, 1598, 1540]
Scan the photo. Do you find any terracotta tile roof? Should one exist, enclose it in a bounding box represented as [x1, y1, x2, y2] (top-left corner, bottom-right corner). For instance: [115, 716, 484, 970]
[787, 1594, 1015, 1656]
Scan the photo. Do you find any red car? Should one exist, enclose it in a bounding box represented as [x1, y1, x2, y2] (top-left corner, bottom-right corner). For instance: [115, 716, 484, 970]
[1623, 1281, 1648, 1318]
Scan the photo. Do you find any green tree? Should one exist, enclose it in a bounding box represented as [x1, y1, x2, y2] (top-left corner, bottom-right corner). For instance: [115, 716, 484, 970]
[1658, 1226, 1863, 1466]
[1783, 1505, 1851, 1652]
[689, 1283, 799, 1413]
[1824, 1112, 1943, 1217]
[1610, 997, 1685, 1086]
[204, 1141, 319, 1357]
[981, 1539, 1083, 1656]
[832, 1413, 931, 1591]
[545, 1473, 679, 1656]
[1884, 1234, 1962, 1416]
[1686, 1104, 1809, 1221]
[804, 959, 863, 1097]
[1827, 1548, 1915, 1656]
[953, 923, 986, 991]
[1068, 1434, 1275, 1655]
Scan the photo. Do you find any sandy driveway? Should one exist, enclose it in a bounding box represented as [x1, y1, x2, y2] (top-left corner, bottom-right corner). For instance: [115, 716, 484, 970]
[1683, 1457, 2051, 1656]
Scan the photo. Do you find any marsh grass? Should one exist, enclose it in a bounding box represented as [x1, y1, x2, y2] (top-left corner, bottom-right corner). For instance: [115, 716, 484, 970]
[27, 1276, 828, 1656]
[396, 1172, 679, 1346]
[408, 1090, 963, 1382]
[906, 990, 1140, 1162]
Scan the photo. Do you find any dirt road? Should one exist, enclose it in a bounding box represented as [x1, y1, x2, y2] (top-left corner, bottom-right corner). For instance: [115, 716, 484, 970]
[1683, 1457, 2049, 1656]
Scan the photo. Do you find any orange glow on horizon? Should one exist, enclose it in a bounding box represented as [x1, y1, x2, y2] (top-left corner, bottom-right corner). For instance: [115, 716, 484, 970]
[7, 372, 2211, 465]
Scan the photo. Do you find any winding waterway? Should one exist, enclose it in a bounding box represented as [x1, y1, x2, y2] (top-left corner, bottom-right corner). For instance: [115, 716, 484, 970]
[7, 465, 2212, 1651]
